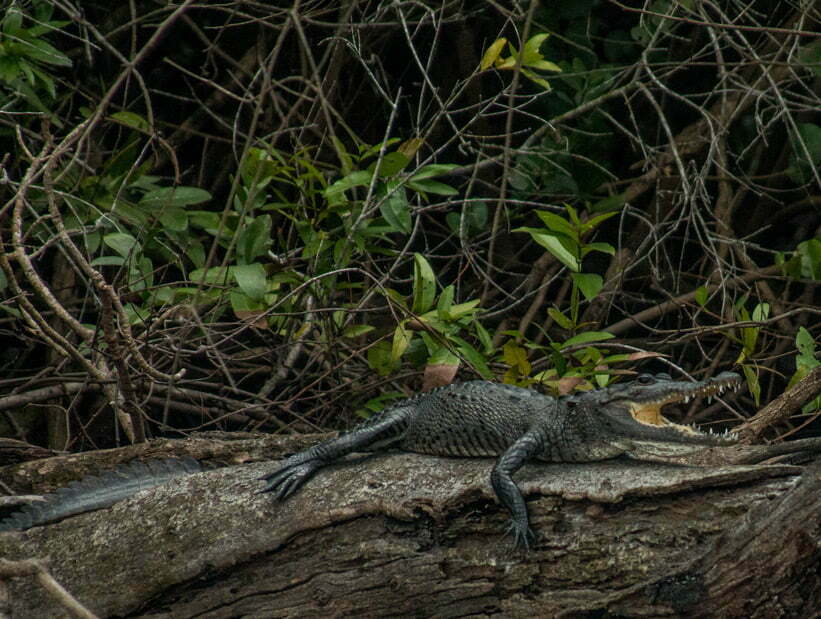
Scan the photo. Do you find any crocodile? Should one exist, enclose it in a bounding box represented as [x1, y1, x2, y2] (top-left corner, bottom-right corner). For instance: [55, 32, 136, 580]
[0, 457, 201, 532]
[261, 372, 743, 548]
[0, 373, 743, 539]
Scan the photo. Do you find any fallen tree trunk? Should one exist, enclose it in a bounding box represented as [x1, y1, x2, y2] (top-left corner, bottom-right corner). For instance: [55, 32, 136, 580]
[0, 437, 818, 618]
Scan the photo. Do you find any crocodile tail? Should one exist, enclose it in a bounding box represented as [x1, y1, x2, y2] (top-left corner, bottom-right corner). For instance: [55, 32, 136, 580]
[0, 457, 201, 532]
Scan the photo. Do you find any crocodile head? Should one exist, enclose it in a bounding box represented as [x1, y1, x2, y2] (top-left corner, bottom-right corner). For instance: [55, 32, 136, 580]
[570, 372, 742, 460]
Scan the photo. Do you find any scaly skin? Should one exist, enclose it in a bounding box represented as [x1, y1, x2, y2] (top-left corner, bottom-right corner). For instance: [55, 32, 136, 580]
[261, 372, 742, 549]
[0, 458, 201, 532]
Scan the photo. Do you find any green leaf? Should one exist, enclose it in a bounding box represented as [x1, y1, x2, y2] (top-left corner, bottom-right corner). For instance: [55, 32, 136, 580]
[90, 256, 125, 267]
[481, 38, 508, 70]
[84, 230, 101, 255]
[324, 170, 373, 204]
[447, 299, 481, 320]
[590, 193, 626, 213]
[474, 320, 493, 354]
[124, 303, 150, 326]
[406, 179, 458, 196]
[159, 208, 188, 232]
[391, 323, 412, 361]
[140, 186, 211, 208]
[561, 331, 615, 347]
[409, 164, 460, 181]
[522, 33, 551, 64]
[190, 266, 231, 286]
[449, 336, 493, 379]
[379, 183, 412, 234]
[571, 272, 603, 301]
[21, 37, 72, 67]
[741, 323, 757, 356]
[580, 210, 619, 232]
[520, 68, 552, 90]
[565, 205, 581, 227]
[0, 56, 20, 84]
[14, 79, 53, 117]
[525, 59, 562, 72]
[367, 341, 398, 376]
[436, 284, 454, 316]
[19, 59, 35, 86]
[796, 238, 821, 280]
[27, 62, 55, 97]
[752, 302, 770, 323]
[28, 21, 70, 38]
[229, 290, 266, 315]
[343, 324, 376, 338]
[796, 326, 815, 358]
[184, 239, 206, 268]
[189, 211, 222, 235]
[499, 41, 519, 66]
[103, 232, 138, 258]
[694, 286, 708, 307]
[581, 242, 615, 257]
[425, 345, 460, 367]
[239, 215, 272, 264]
[534, 210, 577, 239]
[547, 306, 574, 330]
[3, 7, 23, 34]
[131, 256, 154, 290]
[370, 151, 411, 177]
[111, 111, 151, 134]
[412, 253, 437, 314]
[331, 137, 354, 175]
[445, 212, 462, 235]
[232, 263, 267, 301]
[515, 228, 580, 271]
[360, 139, 401, 160]
[742, 365, 761, 406]
[503, 341, 529, 369]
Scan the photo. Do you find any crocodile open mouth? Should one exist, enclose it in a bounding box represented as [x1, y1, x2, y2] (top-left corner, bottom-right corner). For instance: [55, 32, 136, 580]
[627, 373, 743, 433]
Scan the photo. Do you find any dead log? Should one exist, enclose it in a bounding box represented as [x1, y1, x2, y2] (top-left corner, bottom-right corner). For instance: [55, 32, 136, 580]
[0, 438, 818, 618]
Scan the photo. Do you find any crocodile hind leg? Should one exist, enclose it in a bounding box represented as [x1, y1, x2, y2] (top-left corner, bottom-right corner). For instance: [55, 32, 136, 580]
[260, 406, 414, 499]
[489, 429, 544, 550]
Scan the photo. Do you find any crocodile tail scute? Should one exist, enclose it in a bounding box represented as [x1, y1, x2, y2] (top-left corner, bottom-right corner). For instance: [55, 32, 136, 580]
[0, 457, 201, 532]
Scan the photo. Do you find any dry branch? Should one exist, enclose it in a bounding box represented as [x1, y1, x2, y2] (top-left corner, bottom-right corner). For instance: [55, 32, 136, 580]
[738, 366, 821, 442]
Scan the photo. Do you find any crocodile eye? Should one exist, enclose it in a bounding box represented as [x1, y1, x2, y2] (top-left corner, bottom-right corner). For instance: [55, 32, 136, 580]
[656, 373, 672, 380]
[637, 374, 655, 385]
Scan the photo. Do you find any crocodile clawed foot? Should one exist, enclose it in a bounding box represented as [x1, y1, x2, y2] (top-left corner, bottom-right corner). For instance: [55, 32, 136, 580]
[504, 520, 536, 551]
[258, 461, 321, 500]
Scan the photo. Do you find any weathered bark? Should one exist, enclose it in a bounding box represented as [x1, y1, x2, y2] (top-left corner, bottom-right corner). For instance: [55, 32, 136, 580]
[0, 438, 818, 618]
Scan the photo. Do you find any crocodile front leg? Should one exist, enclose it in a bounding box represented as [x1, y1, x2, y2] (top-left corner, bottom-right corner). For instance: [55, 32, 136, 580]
[260, 406, 413, 499]
[490, 430, 544, 550]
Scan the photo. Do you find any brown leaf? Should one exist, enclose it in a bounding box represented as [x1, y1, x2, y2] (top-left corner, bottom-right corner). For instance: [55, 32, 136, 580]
[423, 364, 459, 391]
